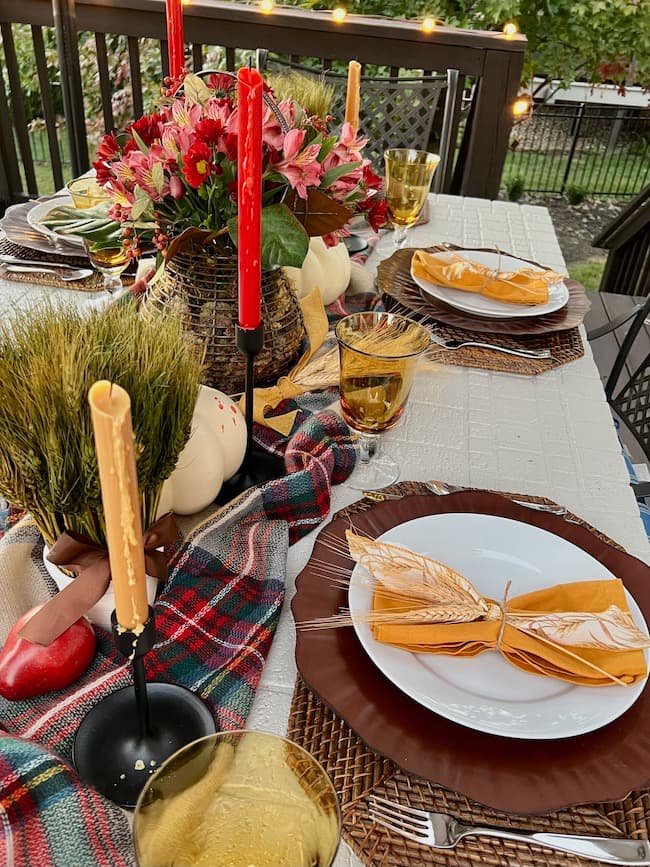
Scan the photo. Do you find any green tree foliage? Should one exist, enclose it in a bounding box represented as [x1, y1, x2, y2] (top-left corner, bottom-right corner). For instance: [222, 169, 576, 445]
[298, 0, 650, 89]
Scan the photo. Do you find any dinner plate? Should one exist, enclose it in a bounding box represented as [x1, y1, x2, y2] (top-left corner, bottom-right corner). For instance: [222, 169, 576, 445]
[348, 513, 649, 740]
[292, 490, 650, 813]
[0, 199, 83, 258]
[410, 249, 570, 319]
[26, 195, 85, 249]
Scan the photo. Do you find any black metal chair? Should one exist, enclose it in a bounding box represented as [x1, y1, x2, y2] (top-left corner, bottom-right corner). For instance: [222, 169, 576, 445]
[587, 293, 650, 493]
[256, 52, 463, 193]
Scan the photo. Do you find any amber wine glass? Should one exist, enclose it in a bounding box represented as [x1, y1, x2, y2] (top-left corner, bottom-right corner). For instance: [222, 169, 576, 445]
[384, 148, 440, 251]
[336, 311, 431, 490]
[83, 241, 129, 296]
[134, 731, 341, 867]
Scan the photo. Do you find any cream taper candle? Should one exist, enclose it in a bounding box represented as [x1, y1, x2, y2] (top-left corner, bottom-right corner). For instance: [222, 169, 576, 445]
[344, 60, 361, 134]
[88, 380, 148, 631]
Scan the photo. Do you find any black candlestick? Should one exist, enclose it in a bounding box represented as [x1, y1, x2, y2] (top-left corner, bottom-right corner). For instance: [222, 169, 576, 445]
[72, 608, 215, 809]
[217, 323, 285, 502]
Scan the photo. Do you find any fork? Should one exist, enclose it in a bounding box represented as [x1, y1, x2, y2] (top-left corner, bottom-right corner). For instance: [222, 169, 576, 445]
[424, 479, 568, 516]
[368, 796, 650, 864]
[429, 331, 552, 360]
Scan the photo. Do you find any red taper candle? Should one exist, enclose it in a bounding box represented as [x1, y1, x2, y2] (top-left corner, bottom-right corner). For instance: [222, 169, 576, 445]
[236, 66, 263, 330]
[165, 0, 185, 79]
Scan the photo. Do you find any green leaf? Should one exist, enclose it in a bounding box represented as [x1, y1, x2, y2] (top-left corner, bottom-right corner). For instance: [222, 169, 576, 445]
[131, 127, 149, 155]
[320, 160, 362, 189]
[151, 161, 165, 196]
[131, 186, 155, 222]
[228, 203, 309, 269]
[183, 73, 212, 106]
[317, 137, 337, 162]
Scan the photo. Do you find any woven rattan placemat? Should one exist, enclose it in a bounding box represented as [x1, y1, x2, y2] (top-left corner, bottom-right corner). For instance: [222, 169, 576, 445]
[0, 237, 137, 293]
[385, 295, 584, 376]
[287, 480, 650, 867]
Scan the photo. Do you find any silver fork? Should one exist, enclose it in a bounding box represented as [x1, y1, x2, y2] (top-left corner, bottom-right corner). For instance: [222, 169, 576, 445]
[424, 479, 568, 516]
[429, 331, 552, 360]
[368, 796, 650, 864]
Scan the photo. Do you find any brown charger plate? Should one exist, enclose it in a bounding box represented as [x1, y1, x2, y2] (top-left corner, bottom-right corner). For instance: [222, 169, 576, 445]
[377, 246, 591, 336]
[291, 491, 650, 814]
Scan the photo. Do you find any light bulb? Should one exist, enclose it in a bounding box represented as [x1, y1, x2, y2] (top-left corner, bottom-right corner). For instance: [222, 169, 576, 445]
[332, 6, 347, 23]
[421, 16, 436, 33]
[513, 95, 531, 117]
[260, 0, 274, 13]
[503, 21, 518, 39]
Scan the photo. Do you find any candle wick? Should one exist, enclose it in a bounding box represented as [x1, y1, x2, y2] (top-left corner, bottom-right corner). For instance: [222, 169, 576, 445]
[248, 56, 252, 71]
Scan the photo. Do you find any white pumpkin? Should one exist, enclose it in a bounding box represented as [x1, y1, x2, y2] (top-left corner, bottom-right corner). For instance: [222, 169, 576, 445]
[284, 237, 351, 305]
[158, 386, 247, 516]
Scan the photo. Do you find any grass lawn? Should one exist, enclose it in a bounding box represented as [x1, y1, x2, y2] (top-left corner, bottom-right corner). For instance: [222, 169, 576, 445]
[568, 258, 606, 291]
[502, 150, 649, 198]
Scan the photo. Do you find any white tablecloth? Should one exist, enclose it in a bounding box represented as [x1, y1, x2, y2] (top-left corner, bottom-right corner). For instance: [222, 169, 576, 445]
[2, 194, 648, 867]
[246, 195, 650, 867]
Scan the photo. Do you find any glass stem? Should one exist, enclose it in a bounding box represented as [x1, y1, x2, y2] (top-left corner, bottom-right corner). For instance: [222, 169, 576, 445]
[392, 225, 409, 250]
[358, 433, 380, 464]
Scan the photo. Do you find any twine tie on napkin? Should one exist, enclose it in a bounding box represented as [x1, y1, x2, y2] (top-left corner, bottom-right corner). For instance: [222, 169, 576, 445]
[411, 249, 566, 306]
[18, 512, 179, 646]
[302, 532, 650, 687]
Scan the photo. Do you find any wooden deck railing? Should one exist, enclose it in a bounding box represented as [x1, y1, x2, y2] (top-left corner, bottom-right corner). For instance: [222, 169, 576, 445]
[0, 0, 526, 209]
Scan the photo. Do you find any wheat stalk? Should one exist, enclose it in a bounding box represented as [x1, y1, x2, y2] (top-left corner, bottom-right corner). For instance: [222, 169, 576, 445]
[0, 301, 202, 547]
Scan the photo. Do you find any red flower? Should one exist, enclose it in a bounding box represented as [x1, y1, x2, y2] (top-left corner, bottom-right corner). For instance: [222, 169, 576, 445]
[97, 134, 120, 162]
[127, 112, 165, 146]
[362, 163, 383, 190]
[359, 195, 387, 233]
[182, 142, 214, 188]
[206, 73, 235, 94]
[194, 118, 224, 145]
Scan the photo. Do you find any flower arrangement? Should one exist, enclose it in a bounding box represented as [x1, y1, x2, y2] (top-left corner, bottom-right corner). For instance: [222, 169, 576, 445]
[90, 71, 385, 269]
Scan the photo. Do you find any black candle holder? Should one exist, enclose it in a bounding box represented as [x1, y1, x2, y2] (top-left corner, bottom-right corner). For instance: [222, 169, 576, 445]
[217, 323, 285, 502]
[72, 608, 215, 809]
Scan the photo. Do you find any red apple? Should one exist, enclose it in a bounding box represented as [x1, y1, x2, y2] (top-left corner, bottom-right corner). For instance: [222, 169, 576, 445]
[0, 605, 96, 700]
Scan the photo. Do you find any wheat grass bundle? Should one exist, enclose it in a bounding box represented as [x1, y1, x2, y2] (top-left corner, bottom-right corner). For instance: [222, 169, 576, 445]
[0, 302, 202, 546]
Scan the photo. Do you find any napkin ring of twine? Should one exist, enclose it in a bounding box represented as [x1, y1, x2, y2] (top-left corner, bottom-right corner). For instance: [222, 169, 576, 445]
[19, 512, 180, 646]
[495, 579, 512, 653]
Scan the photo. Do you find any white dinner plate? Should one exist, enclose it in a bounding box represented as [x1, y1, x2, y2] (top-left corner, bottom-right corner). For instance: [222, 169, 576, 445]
[348, 513, 649, 739]
[26, 195, 85, 249]
[410, 249, 570, 319]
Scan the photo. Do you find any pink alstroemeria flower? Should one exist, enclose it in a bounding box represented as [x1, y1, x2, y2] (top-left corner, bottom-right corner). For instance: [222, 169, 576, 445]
[171, 98, 203, 130]
[275, 129, 322, 198]
[261, 100, 295, 150]
[323, 122, 369, 171]
[123, 149, 169, 201]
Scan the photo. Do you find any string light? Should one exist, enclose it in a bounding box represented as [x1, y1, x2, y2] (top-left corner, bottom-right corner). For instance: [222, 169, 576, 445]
[512, 95, 532, 118]
[421, 16, 437, 33]
[502, 21, 518, 39]
[259, 0, 274, 12]
[332, 6, 347, 22]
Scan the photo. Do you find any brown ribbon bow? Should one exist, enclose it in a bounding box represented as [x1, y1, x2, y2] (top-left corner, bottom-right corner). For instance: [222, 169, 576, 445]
[19, 512, 180, 646]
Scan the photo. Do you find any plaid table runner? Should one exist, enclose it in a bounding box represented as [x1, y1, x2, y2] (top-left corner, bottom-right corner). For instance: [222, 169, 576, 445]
[0, 406, 356, 866]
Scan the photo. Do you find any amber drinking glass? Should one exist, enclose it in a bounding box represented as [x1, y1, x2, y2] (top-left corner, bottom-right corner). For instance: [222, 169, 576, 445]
[336, 311, 431, 490]
[384, 148, 440, 250]
[133, 730, 341, 867]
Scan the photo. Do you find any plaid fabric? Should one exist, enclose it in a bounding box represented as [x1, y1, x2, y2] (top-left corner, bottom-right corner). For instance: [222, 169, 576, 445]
[0, 734, 136, 867]
[0, 408, 356, 866]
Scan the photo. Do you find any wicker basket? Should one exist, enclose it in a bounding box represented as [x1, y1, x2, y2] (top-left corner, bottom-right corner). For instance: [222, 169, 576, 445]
[145, 238, 305, 395]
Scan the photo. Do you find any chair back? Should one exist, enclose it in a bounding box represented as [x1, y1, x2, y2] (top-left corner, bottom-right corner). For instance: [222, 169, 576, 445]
[589, 293, 650, 463]
[258, 54, 463, 193]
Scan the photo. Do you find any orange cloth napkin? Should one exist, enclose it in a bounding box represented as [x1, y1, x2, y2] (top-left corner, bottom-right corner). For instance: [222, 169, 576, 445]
[411, 249, 565, 306]
[346, 533, 649, 687]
